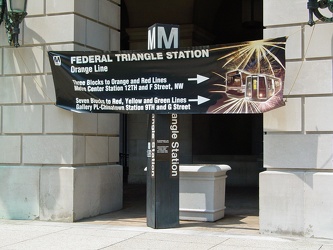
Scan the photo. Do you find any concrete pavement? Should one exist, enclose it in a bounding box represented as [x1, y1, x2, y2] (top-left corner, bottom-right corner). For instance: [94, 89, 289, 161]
[1, 219, 333, 250]
[1, 185, 332, 249]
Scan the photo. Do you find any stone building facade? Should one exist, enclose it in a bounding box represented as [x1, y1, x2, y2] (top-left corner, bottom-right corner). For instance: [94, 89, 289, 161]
[0, 0, 332, 239]
[261, 0, 333, 239]
[0, 0, 122, 222]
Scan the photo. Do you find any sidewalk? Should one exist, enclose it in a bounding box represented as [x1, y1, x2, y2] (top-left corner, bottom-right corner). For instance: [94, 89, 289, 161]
[2, 185, 333, 249]
[1, 219, 333, 250]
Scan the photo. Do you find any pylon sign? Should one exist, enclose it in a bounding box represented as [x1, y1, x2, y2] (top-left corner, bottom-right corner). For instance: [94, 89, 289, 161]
[148, 23, 179, 50]
[48, 37, 286, 114]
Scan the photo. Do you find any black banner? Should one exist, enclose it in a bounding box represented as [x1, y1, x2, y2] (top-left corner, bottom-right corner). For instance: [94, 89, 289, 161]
[48, 37, 286, 114]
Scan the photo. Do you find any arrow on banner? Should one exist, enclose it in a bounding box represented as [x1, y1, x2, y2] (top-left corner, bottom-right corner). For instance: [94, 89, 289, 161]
[188, 74, 209, 84]
[188, 95, 210, 105]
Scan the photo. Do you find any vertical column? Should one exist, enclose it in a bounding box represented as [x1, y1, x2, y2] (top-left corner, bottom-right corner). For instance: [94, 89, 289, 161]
[146, 24, 180, 229]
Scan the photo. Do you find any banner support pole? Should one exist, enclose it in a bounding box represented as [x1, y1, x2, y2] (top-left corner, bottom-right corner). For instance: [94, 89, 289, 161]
[146, 23, 180, 229]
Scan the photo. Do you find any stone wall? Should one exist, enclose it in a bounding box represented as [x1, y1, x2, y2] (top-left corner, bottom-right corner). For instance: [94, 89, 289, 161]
[0, 0, 122, 222]
[261, 0, 333, 238]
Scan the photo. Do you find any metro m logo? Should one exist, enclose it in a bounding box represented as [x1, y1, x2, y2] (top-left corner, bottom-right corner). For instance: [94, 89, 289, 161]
[148, 23, 179, 50]
[53, 56, 62, 66]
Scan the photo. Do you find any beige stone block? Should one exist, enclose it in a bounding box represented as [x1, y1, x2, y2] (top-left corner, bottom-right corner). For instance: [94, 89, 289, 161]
[40, 167, 74, 222]
[0, 136, 21, 164]
[40, 165, 122, 222]
[264, 26, 302, 60]
[23, 135, 74, 164]
[264, 0, 307, 26]
[260, 170, 333, 238]
[46, 44, 76, 51]
[45, 44, 75, 73]
[73, 44, 94, 51]
[109, 137, 120, 163]
[74, 0, 99, 20]
[86, 136, 108, 164]
[74, 15, 87, 45]
[44, 105, 74, 133]
[0, 166, 40, 220]
[73, 136, 85, 164]
[260, 170, 305, 235]
[4, 47, 44, 75]
[26, 0, 44, 15]
[74, 165, 123, 219]
[98, 113, 120, 135]
[305, 23, 333, 58]
[0, 25, 7, 46]
[0, 77, 22, 104]
[23, 75, 56, 103]
[284, 60, 333, 95]
[0, 48, 2, 74]
[264, 134, 333, 169]
[24, 15, 74, 45]
[304, 172, 333, 239]
[86, 20, 110, 50]
[46, 0, 74, 14]
[305, 97, 333, 131]
[74, 44, 96, 51]
[264, 98, 302, 132]
[73, 113, 98, 134]
[110, 29, 121, 51]
[99, 0, 120, 29]
[73, 166, 100, 220]
[3, 105, 43, 133]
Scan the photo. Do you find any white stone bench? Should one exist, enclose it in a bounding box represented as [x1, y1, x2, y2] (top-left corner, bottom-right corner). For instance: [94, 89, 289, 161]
[179, 164, 231, 222]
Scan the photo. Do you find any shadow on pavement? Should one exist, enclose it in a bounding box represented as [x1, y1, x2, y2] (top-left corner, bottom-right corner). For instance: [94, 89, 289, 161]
[79, 184, 259, 234]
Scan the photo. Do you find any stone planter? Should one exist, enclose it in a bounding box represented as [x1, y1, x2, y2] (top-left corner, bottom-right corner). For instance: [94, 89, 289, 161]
[179, 164, 231, 222]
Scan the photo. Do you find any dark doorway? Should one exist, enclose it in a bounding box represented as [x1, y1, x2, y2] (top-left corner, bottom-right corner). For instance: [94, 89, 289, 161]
[120, 0, 264, 221]
[192, 114, 264, 188]
[193, 114, 263, 156]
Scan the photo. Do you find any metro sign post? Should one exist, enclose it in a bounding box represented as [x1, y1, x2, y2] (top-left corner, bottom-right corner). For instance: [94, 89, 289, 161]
[48, 25, 286, 228]
[146, 24, 180, 229]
